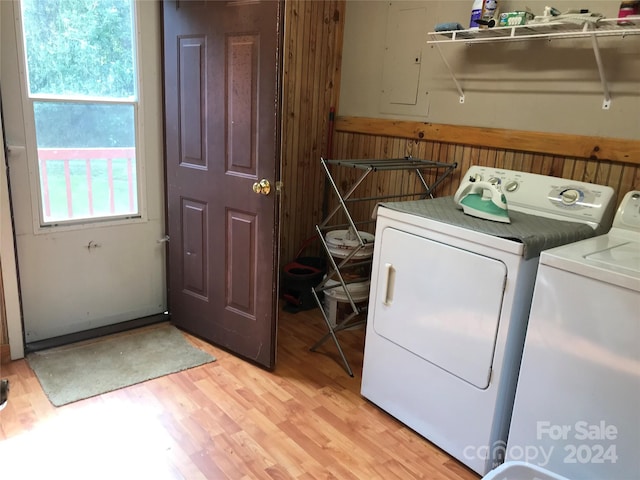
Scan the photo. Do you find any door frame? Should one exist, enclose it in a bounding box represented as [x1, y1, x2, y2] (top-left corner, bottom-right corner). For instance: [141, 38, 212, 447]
[1, 0, 166, 356]
[1, 0, 25, 360]
[1, 117, 24, 360]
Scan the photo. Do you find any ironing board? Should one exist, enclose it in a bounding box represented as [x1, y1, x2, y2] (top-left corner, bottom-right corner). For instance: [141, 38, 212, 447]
[381, 197, 596, 260]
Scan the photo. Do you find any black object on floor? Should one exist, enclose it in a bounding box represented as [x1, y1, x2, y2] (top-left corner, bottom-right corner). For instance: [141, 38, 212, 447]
[282, 256, 326, 312]
[0, 379, 8, 411]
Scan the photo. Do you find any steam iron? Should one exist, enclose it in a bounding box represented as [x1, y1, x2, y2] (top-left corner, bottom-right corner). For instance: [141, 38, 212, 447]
[454, 180, 511, 223]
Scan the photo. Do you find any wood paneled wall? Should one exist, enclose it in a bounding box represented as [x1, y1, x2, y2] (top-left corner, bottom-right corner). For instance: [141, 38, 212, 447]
[323, 117, 640, 241]
[280, 0, 346, 265]
[281, 113, 640, 268]
[331, 116, 640, 194]
[280, 116, 640, 267]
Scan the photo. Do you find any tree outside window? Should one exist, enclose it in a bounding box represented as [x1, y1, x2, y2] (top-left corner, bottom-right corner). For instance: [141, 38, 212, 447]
[20, 0, 139, 222]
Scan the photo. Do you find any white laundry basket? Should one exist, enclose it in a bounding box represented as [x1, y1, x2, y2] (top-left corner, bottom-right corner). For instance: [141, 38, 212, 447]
[482, 461, 570, 480]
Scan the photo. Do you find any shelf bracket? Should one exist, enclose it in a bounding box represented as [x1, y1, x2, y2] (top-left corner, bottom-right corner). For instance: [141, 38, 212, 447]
[432, 40, 465, 104]
[589, 33, 611, 110]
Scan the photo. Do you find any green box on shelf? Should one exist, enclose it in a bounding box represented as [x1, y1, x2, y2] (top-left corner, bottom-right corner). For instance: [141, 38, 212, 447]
[499, 11, 535, 26]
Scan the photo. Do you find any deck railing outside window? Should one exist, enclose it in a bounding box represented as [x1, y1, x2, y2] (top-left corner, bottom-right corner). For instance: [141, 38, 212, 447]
[38, 147, 137, 223]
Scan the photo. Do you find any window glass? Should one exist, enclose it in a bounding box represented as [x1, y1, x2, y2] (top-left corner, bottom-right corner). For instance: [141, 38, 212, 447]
[22, 0, 135, 98]
[20, 0, 139, 224]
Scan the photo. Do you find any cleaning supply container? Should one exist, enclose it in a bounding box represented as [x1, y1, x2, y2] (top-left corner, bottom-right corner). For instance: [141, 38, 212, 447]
[323, 278, 370, 327]
[470, 0, 498, 28]
[323, 227, 374, 326]
[325, 227, 374, 281]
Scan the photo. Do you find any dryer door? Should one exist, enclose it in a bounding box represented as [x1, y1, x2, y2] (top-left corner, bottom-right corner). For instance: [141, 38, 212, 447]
[372, 227, 507, 388]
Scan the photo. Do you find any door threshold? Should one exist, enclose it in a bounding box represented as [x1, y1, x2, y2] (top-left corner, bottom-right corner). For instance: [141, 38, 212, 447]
[24, 313, 170, 354]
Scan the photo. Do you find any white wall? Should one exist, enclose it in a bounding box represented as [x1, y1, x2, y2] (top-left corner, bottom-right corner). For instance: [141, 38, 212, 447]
[340, 0, 640, 140]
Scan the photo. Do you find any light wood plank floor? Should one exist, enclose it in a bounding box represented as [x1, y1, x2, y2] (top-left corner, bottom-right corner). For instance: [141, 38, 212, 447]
[0, 305, 480, 480]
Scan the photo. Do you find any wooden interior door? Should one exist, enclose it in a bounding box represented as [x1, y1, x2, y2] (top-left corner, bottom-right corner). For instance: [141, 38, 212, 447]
[162, 0, 282, 369]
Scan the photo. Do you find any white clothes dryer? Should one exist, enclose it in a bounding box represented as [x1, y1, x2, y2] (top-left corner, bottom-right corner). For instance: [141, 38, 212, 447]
[361, 166, 616, 476]
[507, 190, 640, 480]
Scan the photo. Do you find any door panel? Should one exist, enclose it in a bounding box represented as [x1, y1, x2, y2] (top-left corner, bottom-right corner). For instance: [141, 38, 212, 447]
[182, 199, 208, 300]
[372, 227, 507, 389]
[227, 210, 257, 316]
[227, 33, 258, 175]
[178, 37, 206, 168]
[163, 0, 281, 369]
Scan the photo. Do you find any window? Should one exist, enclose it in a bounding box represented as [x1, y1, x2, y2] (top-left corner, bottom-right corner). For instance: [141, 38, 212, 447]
[19, 0, 139, 224]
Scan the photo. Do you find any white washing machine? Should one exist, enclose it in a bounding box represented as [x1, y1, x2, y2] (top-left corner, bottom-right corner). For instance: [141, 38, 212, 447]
[507, 190, 640, 480]
[361, 166, 616, 476]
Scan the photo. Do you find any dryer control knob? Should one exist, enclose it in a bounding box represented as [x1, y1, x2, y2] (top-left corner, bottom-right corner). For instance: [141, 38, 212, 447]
[561, 189, 581, 205]
[504, 180, 519, 193]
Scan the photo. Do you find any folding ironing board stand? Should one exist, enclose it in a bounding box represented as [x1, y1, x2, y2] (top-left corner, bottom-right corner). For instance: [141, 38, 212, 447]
[310, 156, 457, 376]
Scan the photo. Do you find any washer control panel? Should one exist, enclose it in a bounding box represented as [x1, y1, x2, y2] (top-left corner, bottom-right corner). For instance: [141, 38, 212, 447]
[459, 166, 616, 232]
[547, 185, 600, 209]
[613, 190, 640, 232]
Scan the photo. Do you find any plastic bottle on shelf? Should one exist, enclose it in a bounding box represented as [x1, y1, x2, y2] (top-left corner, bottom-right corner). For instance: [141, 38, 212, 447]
[470, 0, 484, 28]
[618, 1, 640, 25]
[481, 0, 498, 26]
[470, 0, 498, 28]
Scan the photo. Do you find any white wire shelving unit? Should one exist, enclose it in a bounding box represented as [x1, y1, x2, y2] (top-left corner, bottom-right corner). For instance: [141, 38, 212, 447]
[427, 17, 640, 109]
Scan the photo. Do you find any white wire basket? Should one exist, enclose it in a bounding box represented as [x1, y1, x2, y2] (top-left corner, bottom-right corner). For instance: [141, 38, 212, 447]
[482, 461, 571, 480]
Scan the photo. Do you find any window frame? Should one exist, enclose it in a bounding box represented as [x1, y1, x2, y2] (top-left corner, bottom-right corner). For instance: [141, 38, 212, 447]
[15, 0, 148, 232]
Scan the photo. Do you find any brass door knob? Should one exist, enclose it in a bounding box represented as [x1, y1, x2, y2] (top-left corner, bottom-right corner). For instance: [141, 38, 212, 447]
[252, 179, 271, 195]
